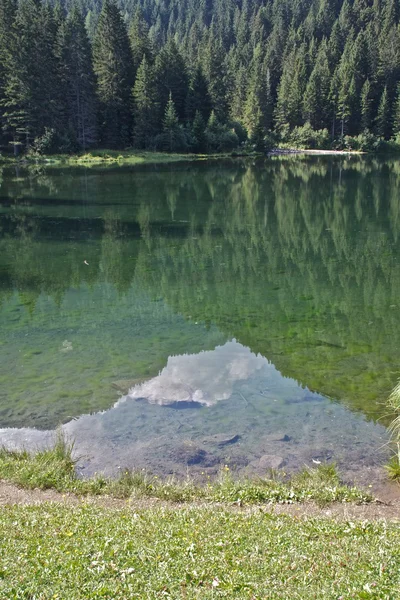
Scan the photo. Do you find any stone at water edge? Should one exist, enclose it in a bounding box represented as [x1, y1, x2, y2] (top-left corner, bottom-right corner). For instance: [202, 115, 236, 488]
[258, 454, 285, 470]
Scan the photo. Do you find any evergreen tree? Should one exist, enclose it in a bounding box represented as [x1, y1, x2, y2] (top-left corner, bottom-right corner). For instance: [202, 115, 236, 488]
[334, 38, 361, 138]
[93, 0, 133, 148]
[56, 7, 97, 150]
[360, 78, 373, 131]
[129, 7, 153, 76]
[202, 33, 228, 120]
[376, 85, 391, 138]
[243, 51, 273, 140]
[303, 40, 331, 130]
[156, 92, 187, 152]
[191, 109, 206, 152]
[185, 66, 212, 123]
[229, 64, 248, 123]
[0, 0, 17, 148]
[132, 56, 158, 148]
[154, 38, 188, 121]
[1, 0, 61, 152]
[275, 44, 307, 136]
[393, 83, 400, 135]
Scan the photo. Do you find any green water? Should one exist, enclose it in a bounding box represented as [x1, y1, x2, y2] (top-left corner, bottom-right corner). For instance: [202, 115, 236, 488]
[0, 156, 399, 477]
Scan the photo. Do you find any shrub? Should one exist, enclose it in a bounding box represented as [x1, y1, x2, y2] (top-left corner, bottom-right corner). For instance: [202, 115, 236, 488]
[205, 111, 239, 152]
[228, 120, 248, 144]
[289, 122, 330, 149]
[154, 126, 190, 153]
[343, 131, 382, 152]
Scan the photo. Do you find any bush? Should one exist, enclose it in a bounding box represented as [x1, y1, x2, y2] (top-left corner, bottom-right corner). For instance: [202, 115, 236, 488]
[154, 126, 190, 153]
[32, 128, 60, 155]
[32, 127, 79, 155]
[228, 120, 248, 145]
[343, 131, 382, 152]
[377, 133, 400, 154]
[263, 132, 276, 152]
[205, 111, 240, 152]
[289, 122, 330, 149]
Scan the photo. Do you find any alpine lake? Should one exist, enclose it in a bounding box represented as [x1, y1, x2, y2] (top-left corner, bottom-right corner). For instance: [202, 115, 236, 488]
[1, 154, 399, 487]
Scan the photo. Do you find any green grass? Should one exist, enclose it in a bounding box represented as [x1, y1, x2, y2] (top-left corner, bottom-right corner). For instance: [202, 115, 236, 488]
[0, 503, 399, 599]
[0, 149, 231, 166]
[0, 436, 371, 505]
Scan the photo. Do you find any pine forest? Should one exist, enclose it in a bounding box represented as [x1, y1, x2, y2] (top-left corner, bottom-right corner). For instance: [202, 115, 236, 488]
[1, 0, 400, 155]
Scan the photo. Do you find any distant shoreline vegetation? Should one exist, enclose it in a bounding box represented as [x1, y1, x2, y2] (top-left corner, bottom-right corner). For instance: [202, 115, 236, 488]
[0, 145, 388, 166]
[1, 0, 400, 158]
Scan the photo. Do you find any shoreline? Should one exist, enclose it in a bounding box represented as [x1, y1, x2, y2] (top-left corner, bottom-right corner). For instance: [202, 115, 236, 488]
[0, 147, 367, 167]
[0, 150, 235, 167]
[268, 148, 365, 156]
[1, 479, 399, 518]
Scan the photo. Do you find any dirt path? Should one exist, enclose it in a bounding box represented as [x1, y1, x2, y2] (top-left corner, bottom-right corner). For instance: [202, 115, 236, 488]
[1, 480, 400, 520]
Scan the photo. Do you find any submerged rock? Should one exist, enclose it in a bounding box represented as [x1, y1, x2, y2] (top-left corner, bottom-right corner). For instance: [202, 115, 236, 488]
[258, 454, 285, 470]
[202, 433, 241, 447]
[170, 443, 218, 466]
[265, 432, 292, 443]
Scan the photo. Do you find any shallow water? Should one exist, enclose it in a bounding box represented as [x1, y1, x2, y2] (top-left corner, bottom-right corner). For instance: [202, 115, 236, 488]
[1, 156, 399, 478]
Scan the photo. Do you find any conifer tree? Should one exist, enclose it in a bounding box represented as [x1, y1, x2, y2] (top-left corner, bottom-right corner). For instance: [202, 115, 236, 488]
[275, 44, 307, 136]
[154, 38, 188, 121]
[1, 0, 61, 151]
[376, 86, 391, 138]
[93, 0, 133, 148]
[303, 40, 331, 130]
[56, 7, 97, 150]
[229, 64, 248, 123]
[243, 51, 272, 141]
[360, 79, 373, 131]
[0, 0, 16, 148]
[132, 56, 158, 148]
[156, 92, 186, 152]
[192, 110, 206, 152]
[129, 7, 153, 76]
[393, 83, 400, 135]
[185, 66, 212, 123]
[328, 20, 344, 70]
[202, 34, 228, 120]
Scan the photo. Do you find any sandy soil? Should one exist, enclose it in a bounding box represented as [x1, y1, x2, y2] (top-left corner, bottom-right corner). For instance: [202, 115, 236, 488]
[1, 480, 400, 520]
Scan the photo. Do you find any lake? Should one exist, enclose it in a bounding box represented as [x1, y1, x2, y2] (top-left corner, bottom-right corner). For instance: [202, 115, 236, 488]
[0, 155, 398, 482]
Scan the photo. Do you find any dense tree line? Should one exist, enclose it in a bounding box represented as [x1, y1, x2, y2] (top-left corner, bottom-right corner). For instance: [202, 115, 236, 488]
[1, 0, 400, 154]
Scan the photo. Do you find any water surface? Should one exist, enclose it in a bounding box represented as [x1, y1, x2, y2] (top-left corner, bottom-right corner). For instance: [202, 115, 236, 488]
[1, 156, 399, 479]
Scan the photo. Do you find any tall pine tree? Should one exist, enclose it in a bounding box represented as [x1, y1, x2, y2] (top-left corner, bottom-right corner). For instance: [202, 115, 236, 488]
[56, 7, 97, 150]
[93, 0, 133, 148]
[132, 55, 158, 148]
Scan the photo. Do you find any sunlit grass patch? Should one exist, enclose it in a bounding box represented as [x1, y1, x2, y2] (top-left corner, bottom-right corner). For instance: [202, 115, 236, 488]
[0, 504, 399, 598]
[0, 149, 217, 166]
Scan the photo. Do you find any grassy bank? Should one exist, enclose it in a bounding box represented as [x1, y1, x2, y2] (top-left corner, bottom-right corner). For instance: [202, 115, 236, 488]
[2, 442, 397, 599]
[0, 438, 371, 506]
[0, 149, 235, 167]
[0, 147, 360, 167]
[0, 502, 399, 598]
